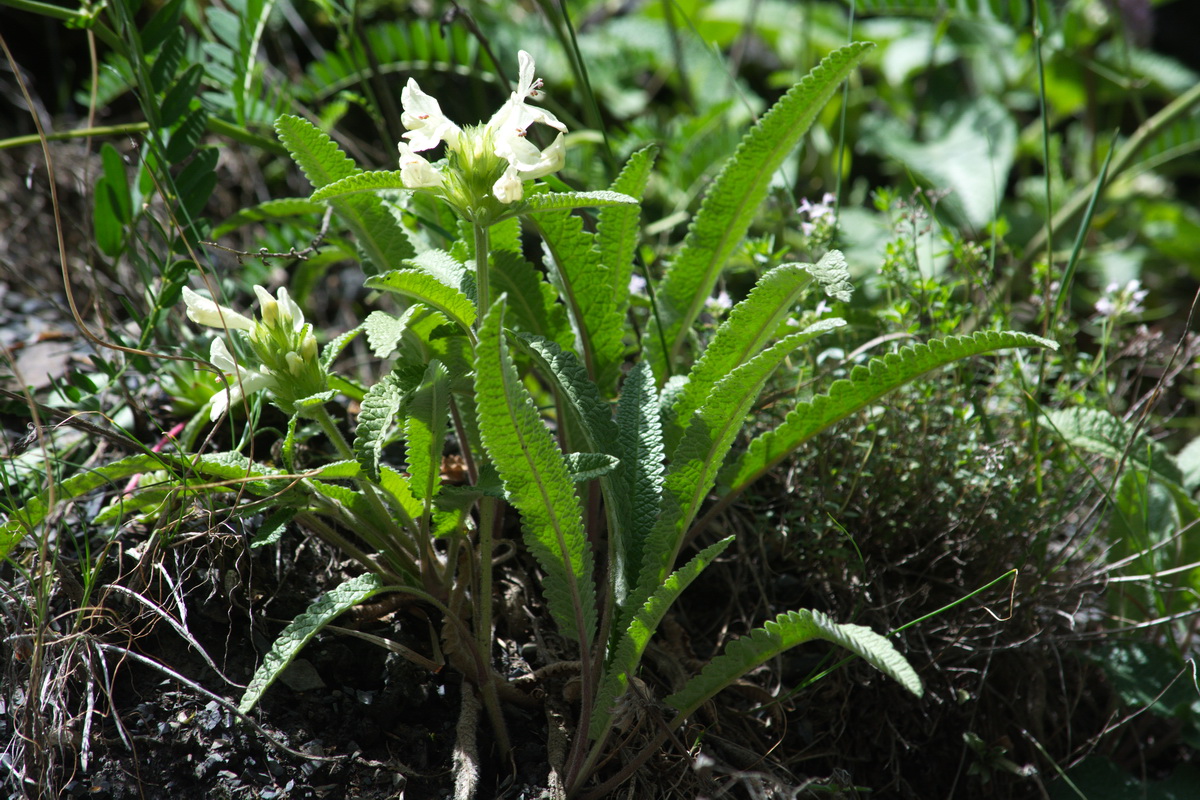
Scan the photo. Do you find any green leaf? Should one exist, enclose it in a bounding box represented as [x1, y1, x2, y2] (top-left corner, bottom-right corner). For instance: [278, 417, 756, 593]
[664, 609, 923, 720]
[523, 190, 638, 213]
[805, 250, 854, 303]
[320, 324, 363, 370]
[275, 114, 414, 274]
[490, 250, 571, 348]
[160, 63, 204, 128]
[274, 114, 358, 190]
[94, 178, 125, 258]
[611, 361, 664, 610]
[643, 42, 875, 379]
[212, 197, 326, 238]
[668, 262, 828, 448]
[364, 308, 419, 360]
[1039, 406, 1183, 487]
[590, 536, 734, 740]
[565, 452, 620, 482]
[722, 331, 1058, 495]
[239, 573, 385, 714]
[166, 107, 209, 164]
[365, 270, 476, 334]
[310, 170, 409, 202]
[474, 299, 596, 647]
[527, 207, 625, 394]
[99, 143, 132, 224]
[598, 146, 657, 318]
[354, 369, 417, 482]
[405, 360, 451, 509]
[140, 0, 186, 53]
[638, 320, 847, 598]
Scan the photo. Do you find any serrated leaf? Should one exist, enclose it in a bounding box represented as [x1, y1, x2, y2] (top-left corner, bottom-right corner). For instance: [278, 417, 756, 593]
[805, 250, 854, 303]
[664, 609, 923, 719]
[250, 507, 293, 548]
[669, 263, 832, 449]
[524, 190, 637, 213]
[637, 321, 847, 600]
[599, 146, 657, 318]
[321, 324, 363, 370]
[380, 465, 426, 522]
[612, 361, 664, 611]
[239, 573, 385, 713]
[310, 170, 409, 202]
[722, 331, 1058, 495]
[474, 299, 596, 647]
[275, 115, 413, 274]
[312, 460, 362, 479]
[404, 250, 471, 298]
[365, 270, 476, 334]
[353, 370, 415, 481]
[405, 360, 451, 510]
[565, 452, 620, 482]
[364, 308, 419, 360]
[590, 536, 733, 739]
[643, 43, 874, 380]
[528, 207, 625, 394]
[491, 250, 571, 348]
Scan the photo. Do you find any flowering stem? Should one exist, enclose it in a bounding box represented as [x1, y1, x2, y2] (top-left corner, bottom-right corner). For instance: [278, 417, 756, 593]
[473, 222, 491, 320]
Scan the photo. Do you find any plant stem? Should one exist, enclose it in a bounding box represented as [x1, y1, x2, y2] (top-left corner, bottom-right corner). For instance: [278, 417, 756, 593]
[474, 222, 491, 318]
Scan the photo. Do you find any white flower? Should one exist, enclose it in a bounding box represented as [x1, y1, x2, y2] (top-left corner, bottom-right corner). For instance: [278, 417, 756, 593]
[400, 79, 461, 152]
[183, 287, 255, 331]
[397, 50, 567, 207]
[208, 337, 274, 421]
[628, 274, 647, 295]
[398, 142, 444, 189]
[1095, 279, 1148, 319]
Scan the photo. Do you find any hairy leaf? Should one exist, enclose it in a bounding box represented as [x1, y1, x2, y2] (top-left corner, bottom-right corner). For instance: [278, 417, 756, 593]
[1039, 406, 1183, 487]
[405, 360, 451, 509]
[665, 609, 923, 719]
[612, 361, 664, 610]
[528, 208, 625, 394]
[565, 452, 621, 482]
[491, 251, 571, 347]
[475, 299, 597, 647]
[524, 190, 638, 213]
[354, 369, 419, 481]
[310, 170, 408, 202]
[643, 43, 874, 379]
[590, 536, 734, 740]
[638, 320, 846, 598]
[365, 270, 476, 334]
[723, 331, 1058, 494]
[239, 573, 385, 714]
[805, 250, 854, 302]
[364, 308, 419, 360]
[599, 146, 657, 319]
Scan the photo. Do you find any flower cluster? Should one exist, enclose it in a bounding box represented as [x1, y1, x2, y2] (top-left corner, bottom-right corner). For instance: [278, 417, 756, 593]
[183, 286, 327, 421]
[1094, 279, 1148, 319]
[798, 193, 837, 236]
[397, 50, 566, 221]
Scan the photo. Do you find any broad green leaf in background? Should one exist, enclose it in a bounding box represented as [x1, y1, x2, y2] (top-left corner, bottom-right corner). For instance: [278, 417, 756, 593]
[365, 270, 477, 334]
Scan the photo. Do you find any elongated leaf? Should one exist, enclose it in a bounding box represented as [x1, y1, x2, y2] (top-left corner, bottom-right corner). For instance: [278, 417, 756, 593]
[643, 43, 874, 379]
[405, 360, 451, 509]
[405, 250, 471, 298]
[524, 190, 637, 213]
[637, 320, 846, 599]
[310, 170, 408, 202]
[612, 361, 664, 610]
[722, 331, 1058, 494]
[212, 197, 326, 238]
[669, 263, 819, 448]
[475, 299, 597, 647]
[599, 146, 657, 317]
[589, 536, 734, 739]
[354, 369, 420, 481]
[491, 250, 571, 348]
[275, 115, 413, 274]
[365, 269, 476, 334]
[565, 452, 621, 482]
[239, 573, 385, 714]
[364, 308, 418, 360]
[528, 208, 625, 394]
[665, 609, 923, 720]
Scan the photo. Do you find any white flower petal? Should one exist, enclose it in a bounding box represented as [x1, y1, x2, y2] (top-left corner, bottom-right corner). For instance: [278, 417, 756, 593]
[401, 79, 461, 151]
[276, 286, 305, 331]
[492, 167, 524, 204]
[209, 337, 241, 374]
[183, 287, 255, 331]
[398, 142, 445, 189]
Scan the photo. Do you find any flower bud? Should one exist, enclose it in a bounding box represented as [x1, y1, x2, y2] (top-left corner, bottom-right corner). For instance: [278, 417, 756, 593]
[285, 351, 305, 377]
